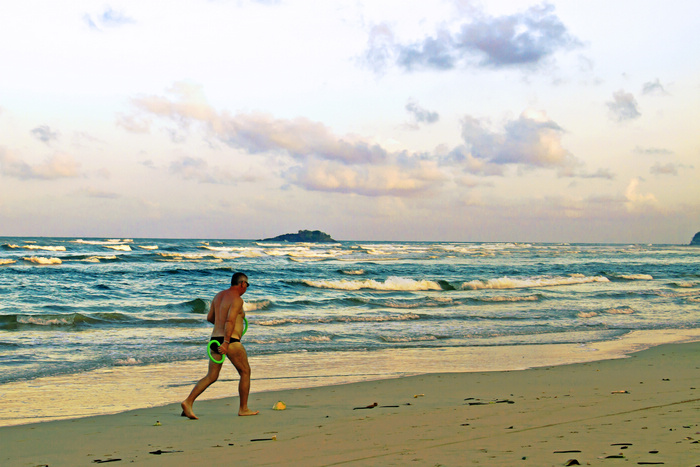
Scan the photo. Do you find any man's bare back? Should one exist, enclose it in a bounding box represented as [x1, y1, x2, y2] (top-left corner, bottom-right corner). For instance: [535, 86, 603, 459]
[181, 272, 258, 418]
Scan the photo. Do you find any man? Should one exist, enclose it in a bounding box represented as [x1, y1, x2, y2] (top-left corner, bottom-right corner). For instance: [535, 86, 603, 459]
[181, 272, 259, 418]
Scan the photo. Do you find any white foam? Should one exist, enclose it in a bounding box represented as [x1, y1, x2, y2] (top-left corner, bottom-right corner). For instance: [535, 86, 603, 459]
[340, 269, 365, 275]
[18, 315, 71, 325]
[72, 239, 132, 245]
[83, 256, 118, 263]
[617, 274, 653, 280]
[462, 275, 609, 290]
[138, 245, 159, 250]
[301, 276, 442, 291]
[103, 244, 131, 252]
[244, 300, 271, 312]
[23, 257, 62, 265]
[22, 245, 66, 251]
[0, 259, 16, 265]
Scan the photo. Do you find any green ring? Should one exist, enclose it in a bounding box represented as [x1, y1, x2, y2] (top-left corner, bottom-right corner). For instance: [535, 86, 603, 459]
[206, 317, 248, 364]
[207, 340, 225, 364]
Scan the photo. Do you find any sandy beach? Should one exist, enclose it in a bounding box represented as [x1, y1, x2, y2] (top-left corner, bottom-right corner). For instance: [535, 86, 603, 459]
[2, 338, 698, 466]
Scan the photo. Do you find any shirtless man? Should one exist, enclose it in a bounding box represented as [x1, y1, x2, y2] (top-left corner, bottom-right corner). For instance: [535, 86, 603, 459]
[181, 272, 259, 418]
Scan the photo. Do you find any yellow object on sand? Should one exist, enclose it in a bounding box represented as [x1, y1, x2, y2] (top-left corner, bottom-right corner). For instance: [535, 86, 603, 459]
[272, 401, 286, 410]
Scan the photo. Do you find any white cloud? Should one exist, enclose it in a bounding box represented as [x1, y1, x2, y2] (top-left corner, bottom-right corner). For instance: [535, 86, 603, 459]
[366, 3, 580, 72]
[607, 90, 641, 122]
[0, 149, 81, 180]
[457, 110, 578, 171]
[31, 125, 59, 144]
[624, 178, 659, 212]
[122, 82, 450, 196]
[291, 158, 447, 197]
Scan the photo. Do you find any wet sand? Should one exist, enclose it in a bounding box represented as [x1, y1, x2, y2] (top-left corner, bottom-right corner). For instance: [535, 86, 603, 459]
[1, 339, 698, 466]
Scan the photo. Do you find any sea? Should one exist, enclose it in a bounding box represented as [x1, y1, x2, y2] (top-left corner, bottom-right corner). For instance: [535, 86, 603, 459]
[1, 237, 698, 426]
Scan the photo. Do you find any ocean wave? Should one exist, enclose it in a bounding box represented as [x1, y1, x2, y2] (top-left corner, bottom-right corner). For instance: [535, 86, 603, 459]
[0, 259, 16, 265]
[168, 298, 208, 314]
[256, 313, 421, 326]
[72, 239, 133, 245]
[477, 294, 542, 302]
[114, 357, 142, 365]
[103, 244, 132, 251]
[22, 256, 62, 265]
[462, 275, 609, 290]
[297, 276, 443, 291]
[245, 300, 272, 312]
[138, 245, 159, 250]
[84, 255, 119, 263]
[249, 334, 334, 345]
[156, 252, 223, 263]
[60, 254, 120, 263]
[200, 245, 267, 258]
[339, 269, 366, 275]
[380, 335, 440, 343]
[3, 311, 206, 329]
[14, 244, 67, 251]
[607, 273, 654, 281]
[669, 281, 697, 288]
[605, 306, 635, 314]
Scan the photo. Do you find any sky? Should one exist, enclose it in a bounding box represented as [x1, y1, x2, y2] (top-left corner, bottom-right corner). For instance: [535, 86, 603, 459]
[0, 0, 698, 243]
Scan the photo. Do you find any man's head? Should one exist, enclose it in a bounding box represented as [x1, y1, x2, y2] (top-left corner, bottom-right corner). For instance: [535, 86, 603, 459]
[231, 272, 249, 293]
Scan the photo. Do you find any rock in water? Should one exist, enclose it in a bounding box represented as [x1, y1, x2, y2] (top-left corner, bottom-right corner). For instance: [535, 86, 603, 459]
[261, 230, 336, 243]
[691, 232, 700, 245]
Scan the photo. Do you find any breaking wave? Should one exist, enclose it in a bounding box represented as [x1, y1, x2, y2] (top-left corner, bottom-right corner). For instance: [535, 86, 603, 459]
[296, 276, 443, 291]
[462, 275, 609, 290]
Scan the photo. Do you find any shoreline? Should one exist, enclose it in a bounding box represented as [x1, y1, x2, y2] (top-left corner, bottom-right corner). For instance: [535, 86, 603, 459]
[1, 335, 698, 466]
[0, 328, 698, 428]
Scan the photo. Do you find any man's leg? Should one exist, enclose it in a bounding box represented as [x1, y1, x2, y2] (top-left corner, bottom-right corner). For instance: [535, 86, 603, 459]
[181, 358, 223, 419]
[228, 343, 259, 416]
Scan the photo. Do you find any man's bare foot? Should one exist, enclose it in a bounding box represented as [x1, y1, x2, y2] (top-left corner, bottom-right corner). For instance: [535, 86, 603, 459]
[238, 408, 260, 416]
[181, 401, 198, 419]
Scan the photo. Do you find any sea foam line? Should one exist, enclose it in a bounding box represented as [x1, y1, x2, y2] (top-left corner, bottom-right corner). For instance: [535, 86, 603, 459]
[298, 276, 443, 291]
[22, 256, 62, 265]
[462, 275, 610, 290]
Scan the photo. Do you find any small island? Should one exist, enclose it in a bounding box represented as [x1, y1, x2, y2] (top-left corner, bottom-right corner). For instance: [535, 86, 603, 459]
[260, 230, 337, 243]
[691, 232, 700, 246]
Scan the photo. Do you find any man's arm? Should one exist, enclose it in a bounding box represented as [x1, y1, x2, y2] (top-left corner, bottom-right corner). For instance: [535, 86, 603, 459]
[218, 297, 243, 353]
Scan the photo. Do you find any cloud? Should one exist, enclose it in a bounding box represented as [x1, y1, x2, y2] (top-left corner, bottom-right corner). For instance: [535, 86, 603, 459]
[0, 149, 81, 180]
[607, 90, 641, 122]
[31, 125, 59, 144]
[169, 156, 234, 184]
[405, 100, 440, 126]
[363, 24, 396, 73]
[641, 78, 669, 96]
[79, 187, 121, 199]
[624, 178, 659, 212]
[559, 167, 615, 179]
[116, 113, 152, 134]
[649, 162, 689, 176]
[126, 82, 390, 165]
[84, 7, 135, 31]
[457, 109, 579, 172]
[123, 83, 449, 196]
[634, 146, 673, 156]
[366, 3, 579, 72]
[290, 157, 447, 197]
